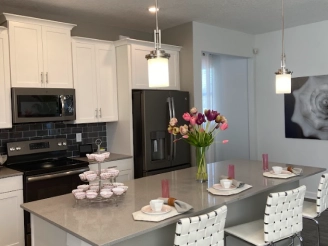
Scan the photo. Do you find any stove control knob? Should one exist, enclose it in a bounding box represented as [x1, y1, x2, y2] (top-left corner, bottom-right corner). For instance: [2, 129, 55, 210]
[15, 147, 21, 151]
[9, 147, 15, 151]
[62, 142, 67, 146]
[58, 142, 62, 146]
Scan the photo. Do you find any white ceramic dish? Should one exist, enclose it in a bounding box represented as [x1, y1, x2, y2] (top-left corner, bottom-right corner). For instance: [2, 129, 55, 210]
[272, 166, 283, 175]
[141, 205, 172, 215]
[86, 192, 98, 199]
[86, 173, 97, 181]
[72, 189, 83, 194]
[269, 170, 292, 176]
[113, 182, 124, 187]
[77, 185, 89, 191]
[213, 184, 237, 191]
[112, 187, 124, 196]
[220, 179, 232, 189]
[74, 192, 86, 200]
[100, 191, 113, 199]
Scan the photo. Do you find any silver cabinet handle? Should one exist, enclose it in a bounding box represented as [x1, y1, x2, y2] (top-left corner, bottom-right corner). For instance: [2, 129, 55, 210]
[46, 72, 48, 83]
[27, 168, 90, 182]
[99, 108, 102, 118]
[95, 109, 98, 118]
[41, 72, 44, 83]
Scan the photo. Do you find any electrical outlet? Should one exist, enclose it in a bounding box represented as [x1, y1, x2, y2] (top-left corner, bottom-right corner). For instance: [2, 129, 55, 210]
[76, 133, 82, 142]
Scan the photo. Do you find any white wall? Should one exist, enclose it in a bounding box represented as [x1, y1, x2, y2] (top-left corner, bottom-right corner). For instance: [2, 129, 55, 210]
[255, 20, 328, 198]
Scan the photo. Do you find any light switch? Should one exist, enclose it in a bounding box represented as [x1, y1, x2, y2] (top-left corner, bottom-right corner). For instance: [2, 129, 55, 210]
[76, 133, 82, 142]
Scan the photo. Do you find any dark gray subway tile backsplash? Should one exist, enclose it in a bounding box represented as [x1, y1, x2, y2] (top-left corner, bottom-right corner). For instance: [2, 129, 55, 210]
[0, 122, 107, 157]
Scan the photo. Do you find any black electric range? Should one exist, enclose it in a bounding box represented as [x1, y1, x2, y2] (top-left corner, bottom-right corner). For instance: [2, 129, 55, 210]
[5, 138, 89, 246]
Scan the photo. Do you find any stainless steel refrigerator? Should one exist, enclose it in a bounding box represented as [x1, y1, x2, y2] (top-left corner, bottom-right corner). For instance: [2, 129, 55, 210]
[132, 90, 191, 178]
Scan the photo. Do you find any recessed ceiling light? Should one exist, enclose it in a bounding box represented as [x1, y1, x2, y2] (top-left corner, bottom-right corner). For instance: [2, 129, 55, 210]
[148, 6, 159, 13]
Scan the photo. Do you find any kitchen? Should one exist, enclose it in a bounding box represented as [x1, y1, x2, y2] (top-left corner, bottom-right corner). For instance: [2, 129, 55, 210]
[0, 1, 328, 246]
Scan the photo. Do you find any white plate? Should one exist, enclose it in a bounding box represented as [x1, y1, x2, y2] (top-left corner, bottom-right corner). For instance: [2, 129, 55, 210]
[213, 184, 237, 191]
[141, 205, 172, 215]
[269, 170, 292, 176]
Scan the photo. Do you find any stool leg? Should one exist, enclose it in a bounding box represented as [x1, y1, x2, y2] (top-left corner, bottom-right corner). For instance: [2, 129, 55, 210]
[224, 233, 228, 245]
[306, 217, 320, 246]
[296, 233, 304, 246]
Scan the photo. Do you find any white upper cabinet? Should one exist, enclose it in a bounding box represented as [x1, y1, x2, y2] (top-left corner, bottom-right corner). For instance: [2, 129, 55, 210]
[95, 43, 118, 122]
[0, 27, 12, 129]
[1, 13, 75, 88]
[72, 37, 118, 124]
[42, 26, 73, 88]
[115, 38, 181, 90]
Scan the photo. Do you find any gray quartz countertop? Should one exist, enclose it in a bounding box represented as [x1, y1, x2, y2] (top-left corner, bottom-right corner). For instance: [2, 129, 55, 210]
[0, 167, 23, 179]
[71, 153, 132, 164]
[21, 160, 325, 246]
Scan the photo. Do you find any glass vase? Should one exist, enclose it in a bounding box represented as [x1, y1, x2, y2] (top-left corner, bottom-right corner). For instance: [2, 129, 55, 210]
[196, 146, 208, 182]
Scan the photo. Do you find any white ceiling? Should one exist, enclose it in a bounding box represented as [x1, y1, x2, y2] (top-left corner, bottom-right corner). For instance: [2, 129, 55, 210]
[1, 0, 328, 34]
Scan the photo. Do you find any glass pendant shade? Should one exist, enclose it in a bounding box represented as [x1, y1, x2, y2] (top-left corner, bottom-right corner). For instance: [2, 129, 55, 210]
[275, 73, 291, 94]
[148, 57, 169, 87]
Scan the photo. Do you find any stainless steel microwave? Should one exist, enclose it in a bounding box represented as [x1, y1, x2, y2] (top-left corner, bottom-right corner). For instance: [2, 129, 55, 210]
[12, 88, 76, 123]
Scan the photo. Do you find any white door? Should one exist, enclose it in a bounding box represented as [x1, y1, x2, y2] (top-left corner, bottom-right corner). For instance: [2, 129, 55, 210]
[96, 43, 118, 122]
[0, 190, 24, 246]
[42, 26, 73, 88]
[72, 40, 98, 123]
[0, 29, 12, 128]
[8, 21, 43, 87]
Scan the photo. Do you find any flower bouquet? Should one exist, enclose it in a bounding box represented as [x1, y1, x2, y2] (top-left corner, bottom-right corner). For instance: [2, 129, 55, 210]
[168, 107, 228, 182]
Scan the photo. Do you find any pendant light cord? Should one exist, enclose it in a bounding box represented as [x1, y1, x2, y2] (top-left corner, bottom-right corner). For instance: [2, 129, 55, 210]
[155, 0, 159, 32]
[281, 0, 285, 68]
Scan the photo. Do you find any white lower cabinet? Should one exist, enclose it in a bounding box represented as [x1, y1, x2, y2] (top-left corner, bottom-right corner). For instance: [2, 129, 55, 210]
[0, 176, 24, 246]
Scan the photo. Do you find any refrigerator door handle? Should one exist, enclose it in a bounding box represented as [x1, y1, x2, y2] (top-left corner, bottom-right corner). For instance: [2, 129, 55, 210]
[171, 97, 177, 160]
[167, 97, 174, 161]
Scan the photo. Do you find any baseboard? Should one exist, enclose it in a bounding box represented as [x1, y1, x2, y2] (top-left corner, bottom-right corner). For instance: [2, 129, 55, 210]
[305, 191, 317, 200]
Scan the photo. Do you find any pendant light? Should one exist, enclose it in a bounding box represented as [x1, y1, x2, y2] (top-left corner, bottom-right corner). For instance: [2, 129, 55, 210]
[275, 0, 292, 94]
[145, 0, 170, 87]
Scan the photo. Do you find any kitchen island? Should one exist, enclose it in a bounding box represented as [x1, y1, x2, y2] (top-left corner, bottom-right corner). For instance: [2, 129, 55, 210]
[22, 160, 325, 246]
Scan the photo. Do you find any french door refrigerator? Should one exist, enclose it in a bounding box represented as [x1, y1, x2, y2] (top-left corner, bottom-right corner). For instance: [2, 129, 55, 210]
[132, 90, 191, 178]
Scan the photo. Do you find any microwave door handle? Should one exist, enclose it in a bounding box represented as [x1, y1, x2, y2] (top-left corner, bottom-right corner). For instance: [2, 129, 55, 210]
[60, 95, 65, 116]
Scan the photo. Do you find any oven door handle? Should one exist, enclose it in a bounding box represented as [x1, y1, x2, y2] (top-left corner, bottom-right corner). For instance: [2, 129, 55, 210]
[27, 168, 89, 183]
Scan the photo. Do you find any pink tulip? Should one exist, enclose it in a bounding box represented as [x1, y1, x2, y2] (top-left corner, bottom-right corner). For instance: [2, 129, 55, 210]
[220, 122, 228, 131]
[182, 113, 191, 121]
[222, 140, 229, 144]
[190, 116, 197, 125]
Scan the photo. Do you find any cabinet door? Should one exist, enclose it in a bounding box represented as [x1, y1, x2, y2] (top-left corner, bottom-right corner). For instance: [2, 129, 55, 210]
[166, 50, 180, 90]
[131, 44, 152, 89]
[42, 26, 73, 88]
[72, 40, 98, 123]
[0, 29, 12, 128]
[0, 190, 24, 246]
[96, 43, 118, 122]
[8, 21, 43, 87]
[116, 169, 133, 182]
[131, 44, 180, 90]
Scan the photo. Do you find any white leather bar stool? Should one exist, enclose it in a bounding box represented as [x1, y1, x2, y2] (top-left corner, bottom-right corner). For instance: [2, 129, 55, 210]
[173, 205, 227, 246]
[225, 185, 306, 246]
[302, 173, 328, 246]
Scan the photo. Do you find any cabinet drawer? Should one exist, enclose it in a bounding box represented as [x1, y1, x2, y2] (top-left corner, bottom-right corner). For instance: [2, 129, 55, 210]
[0, 175, 23, 193]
